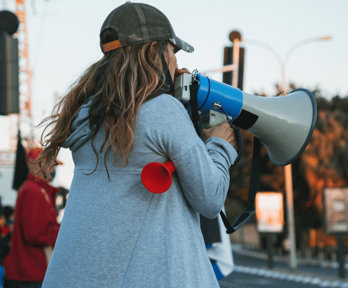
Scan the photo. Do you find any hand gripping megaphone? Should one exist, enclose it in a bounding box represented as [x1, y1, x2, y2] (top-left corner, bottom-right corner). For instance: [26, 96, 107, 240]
[141, 72, 317, 193]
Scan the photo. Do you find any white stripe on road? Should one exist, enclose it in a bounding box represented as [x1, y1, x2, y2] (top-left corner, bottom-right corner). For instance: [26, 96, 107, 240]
[232, 246, 348, 269]
[234, 265, 348, 287]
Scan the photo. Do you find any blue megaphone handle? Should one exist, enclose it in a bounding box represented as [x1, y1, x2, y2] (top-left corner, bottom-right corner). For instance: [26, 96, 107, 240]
[196, 74, 244, 121]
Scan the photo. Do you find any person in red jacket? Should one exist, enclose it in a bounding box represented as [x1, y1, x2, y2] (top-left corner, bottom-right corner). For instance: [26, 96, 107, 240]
[4, 147, 60, 288]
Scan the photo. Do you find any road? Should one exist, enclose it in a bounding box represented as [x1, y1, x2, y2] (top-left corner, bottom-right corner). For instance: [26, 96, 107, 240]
[219, 246, 348, 288]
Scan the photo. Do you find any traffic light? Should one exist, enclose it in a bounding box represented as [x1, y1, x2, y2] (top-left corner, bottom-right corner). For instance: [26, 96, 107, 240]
[0, 32, 19, 115]
[0, 10, 19, 115]
[222, 46, 245, 90]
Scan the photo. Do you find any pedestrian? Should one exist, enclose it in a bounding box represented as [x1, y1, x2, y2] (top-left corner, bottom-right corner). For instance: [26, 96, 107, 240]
[38, 2, 237, 287]
[2, 206, 14, 236]
[0, 205, 11, 288]
[55, 187, 69, 224]
[4, 147, 60, 288]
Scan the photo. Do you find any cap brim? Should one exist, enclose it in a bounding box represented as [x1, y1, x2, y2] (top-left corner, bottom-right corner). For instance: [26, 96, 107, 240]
[169, 36, 194, 53]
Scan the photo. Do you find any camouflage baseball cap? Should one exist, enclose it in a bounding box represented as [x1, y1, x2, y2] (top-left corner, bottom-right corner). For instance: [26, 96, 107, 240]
[100, 2, 194, 54]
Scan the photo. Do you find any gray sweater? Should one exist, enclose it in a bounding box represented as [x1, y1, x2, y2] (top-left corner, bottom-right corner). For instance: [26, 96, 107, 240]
[42, 94, 237, 288]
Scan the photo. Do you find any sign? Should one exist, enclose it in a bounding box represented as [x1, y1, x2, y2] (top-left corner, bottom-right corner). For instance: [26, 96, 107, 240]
[323, 187, 348, 234]
[255, 192, 284, 233]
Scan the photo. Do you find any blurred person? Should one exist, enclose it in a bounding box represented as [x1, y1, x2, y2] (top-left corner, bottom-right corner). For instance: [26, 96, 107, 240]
[4, 148, 60, 288]
[0, 204, 14, 286]
[0, 205, 11, 288]
[0, 206, 12, 259]
[2, 206, 14, 236]
[0, 207, 7, 237]
[38, 2, 237, 288]
[55, 187, 69, 224]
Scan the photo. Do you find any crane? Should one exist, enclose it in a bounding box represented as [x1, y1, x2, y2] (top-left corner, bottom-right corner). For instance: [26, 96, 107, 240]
[15, 0, 33, 147]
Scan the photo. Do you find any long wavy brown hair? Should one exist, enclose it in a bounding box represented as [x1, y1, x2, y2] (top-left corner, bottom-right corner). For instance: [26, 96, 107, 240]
[38, 29, 169, 179]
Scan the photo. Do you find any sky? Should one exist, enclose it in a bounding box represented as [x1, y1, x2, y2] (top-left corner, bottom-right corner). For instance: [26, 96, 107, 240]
[0, 0, 347, 189]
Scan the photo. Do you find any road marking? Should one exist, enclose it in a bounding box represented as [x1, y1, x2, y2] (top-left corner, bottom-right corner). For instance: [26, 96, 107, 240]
[234, 265, 348, 287]
[233, 246, 348, 269]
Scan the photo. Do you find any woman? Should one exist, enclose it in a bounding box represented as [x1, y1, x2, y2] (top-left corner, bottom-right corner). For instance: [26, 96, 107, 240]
[39, 3, 237, 288]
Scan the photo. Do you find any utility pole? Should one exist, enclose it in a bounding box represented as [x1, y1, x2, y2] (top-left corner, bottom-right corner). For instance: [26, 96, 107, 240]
[223, 30, 245, 90]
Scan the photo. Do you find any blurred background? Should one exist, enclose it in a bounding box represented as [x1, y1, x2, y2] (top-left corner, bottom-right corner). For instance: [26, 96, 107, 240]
[1, 0, 348, 281]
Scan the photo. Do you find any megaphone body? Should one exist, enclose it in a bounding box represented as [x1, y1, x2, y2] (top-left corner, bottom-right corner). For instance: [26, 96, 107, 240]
[175, 73, 317, 166]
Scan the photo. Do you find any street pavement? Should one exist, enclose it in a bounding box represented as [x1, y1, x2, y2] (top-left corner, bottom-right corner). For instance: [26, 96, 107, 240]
[219, 245, 348, 288]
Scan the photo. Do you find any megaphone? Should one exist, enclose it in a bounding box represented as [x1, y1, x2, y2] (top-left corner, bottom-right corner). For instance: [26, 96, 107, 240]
[141, 72, 317, 193]
[175, 73, 317, 166]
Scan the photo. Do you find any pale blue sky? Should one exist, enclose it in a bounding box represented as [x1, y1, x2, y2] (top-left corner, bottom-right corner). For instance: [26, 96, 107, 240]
[4, 0, 347, 119]
[0, 0, 347, 188]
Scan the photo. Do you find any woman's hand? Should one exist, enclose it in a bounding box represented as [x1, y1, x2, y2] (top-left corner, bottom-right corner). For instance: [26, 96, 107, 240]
[175, 68, 190, 78]
[203, 122, 236, 148]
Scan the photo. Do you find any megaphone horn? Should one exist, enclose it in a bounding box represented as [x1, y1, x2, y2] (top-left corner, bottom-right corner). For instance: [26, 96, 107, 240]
[141, 161, 175, 194]
[241, 88, 317, 165]
[194, 74, 317, 166]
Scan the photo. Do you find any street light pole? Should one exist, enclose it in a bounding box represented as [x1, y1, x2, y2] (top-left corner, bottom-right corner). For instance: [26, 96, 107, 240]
[281, 35, 331, 270]
[282, 36, 332, 93]
[284, 164, 297, 270]
[242, 35, 332, 271]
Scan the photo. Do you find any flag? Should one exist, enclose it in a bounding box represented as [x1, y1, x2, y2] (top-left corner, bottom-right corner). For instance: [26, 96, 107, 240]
[12, 130, 28, 190]
[204, 208, 235, 281]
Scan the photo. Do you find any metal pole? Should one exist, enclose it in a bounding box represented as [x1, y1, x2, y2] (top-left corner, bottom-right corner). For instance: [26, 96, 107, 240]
[284, 164, 297, 270]
[266, 234, 274, 269]
[337, 234, 345, 278]
[241, 34, 331, 272]
[232, 38, 240, 87]
[281, 61, 297, 270]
